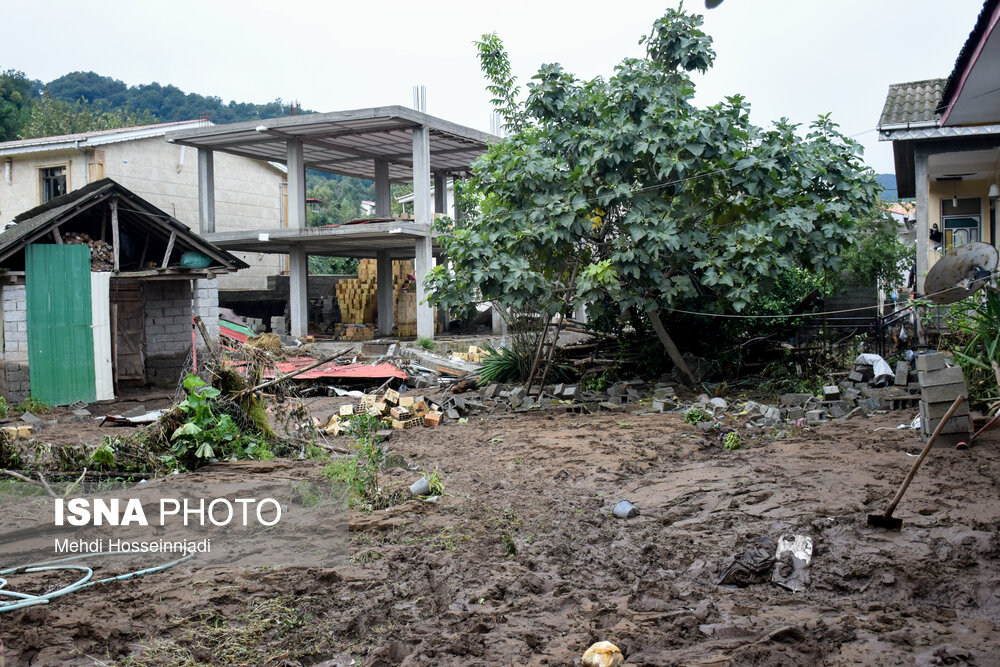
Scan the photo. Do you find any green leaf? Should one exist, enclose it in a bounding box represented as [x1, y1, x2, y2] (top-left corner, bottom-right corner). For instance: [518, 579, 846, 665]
[171, 423, 203, 440]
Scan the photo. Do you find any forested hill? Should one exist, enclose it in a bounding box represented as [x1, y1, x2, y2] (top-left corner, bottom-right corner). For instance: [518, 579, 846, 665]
[46, 71, 306, 124]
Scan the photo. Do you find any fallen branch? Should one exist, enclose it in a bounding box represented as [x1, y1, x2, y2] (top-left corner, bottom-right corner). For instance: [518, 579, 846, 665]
[0, 469, 56, 497]
[238, 347, 356, 398]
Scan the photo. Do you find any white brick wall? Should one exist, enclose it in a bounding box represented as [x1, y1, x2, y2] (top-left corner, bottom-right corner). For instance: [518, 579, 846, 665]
[1, 284, 29, 400]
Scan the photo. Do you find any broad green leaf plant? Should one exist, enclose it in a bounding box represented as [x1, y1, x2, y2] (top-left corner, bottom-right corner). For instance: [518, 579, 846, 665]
[426, 6, 881, 384]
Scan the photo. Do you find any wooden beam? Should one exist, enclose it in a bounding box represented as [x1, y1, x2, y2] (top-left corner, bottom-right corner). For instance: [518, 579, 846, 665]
[51, 227, 63, 244]
[161, 231, 176, 268]
[111, 198, 120, 272]
[138, 234, 149, 268]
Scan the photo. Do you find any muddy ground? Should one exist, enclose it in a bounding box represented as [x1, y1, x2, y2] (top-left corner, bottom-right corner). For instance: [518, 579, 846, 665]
[2, 401, 1000, 666]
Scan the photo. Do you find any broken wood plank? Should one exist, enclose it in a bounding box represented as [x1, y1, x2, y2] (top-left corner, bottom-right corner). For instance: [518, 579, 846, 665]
[161, 231, 176, 268]
[398, 347, 480, 377]
[111, 198, 120, 272]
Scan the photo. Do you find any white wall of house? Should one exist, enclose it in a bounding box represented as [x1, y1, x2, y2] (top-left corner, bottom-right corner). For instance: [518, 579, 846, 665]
[924, 179, 992, 281]
[0, 136, 284, 290]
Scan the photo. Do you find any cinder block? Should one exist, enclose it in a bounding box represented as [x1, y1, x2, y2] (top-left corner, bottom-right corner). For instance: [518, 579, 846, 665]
[894, 361, 909, 386]
[918, 366, 965, 388]
[920, 399, 970, 421]
[423, 412, 442, 427]
[921, 415, 971, 435]
[920, 382, 968, 404]
[4, 309, 25, 322]
[915, 353, 947, 372]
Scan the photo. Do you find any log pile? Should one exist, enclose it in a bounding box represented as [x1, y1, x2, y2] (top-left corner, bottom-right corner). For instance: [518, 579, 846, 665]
[63, 232, 114, 271]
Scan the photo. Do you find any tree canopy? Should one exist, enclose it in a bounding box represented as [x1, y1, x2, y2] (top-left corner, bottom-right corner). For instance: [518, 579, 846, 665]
[18, 91, 157, 138]
[426, 6, 881, 382]
[0, 70, 41, 141]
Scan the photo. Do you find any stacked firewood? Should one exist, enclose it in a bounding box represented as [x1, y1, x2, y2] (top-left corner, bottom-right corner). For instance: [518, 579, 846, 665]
[63, 232, 114, 271]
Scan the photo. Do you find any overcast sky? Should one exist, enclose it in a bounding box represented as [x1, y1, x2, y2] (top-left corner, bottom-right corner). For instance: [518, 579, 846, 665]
[0, 0, 987, 174]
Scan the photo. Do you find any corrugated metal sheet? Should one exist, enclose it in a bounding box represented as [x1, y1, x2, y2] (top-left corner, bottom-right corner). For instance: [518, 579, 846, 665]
[26, 244, 96, 405]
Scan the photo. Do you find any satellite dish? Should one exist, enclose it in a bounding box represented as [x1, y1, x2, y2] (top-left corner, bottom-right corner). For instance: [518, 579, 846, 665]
[705, 0, 725, 7]
[923, 242, 999, 304]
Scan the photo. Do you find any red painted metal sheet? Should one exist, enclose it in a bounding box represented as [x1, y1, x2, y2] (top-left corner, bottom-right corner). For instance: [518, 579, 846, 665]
[264, 359, 407, 381]
[219, 324, 250, 344]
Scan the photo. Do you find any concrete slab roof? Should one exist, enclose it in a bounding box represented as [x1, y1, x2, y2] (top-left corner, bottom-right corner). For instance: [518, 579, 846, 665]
[202, 219, 442, 260]
[165, 106, 498, 182]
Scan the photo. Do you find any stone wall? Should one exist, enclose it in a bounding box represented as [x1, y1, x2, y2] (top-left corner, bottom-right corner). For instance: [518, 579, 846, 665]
[143, 281, 195, 385]
[1, 284, 29, 402]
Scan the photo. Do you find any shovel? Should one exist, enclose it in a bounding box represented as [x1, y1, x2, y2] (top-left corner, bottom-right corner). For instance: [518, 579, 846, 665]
[867, 394, 966, 530]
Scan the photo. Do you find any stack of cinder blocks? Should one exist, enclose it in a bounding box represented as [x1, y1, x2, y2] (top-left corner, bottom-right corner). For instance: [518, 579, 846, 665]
[916, 353, 971, 447]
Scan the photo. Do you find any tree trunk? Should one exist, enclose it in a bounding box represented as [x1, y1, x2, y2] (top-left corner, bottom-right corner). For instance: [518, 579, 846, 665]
[648, 308, 698, 387]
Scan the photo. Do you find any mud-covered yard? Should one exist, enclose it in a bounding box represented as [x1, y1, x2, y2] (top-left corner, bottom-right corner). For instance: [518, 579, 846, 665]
[3, 405, 1000, 666]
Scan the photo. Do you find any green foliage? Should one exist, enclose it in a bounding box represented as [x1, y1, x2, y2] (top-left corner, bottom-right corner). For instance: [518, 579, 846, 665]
[0, 396, 7, 419]
[45, 70, 295, 125]
[723, 431, 742, 450]
[684, 407, 710, 424]
[308, 256, 360, 275]
[416, 336, 436, 351]
[943, 292, 1000, 409]
[477, 344, 532, 385]
[323, 414, 389, 510]
[430, 7, 881, 363]
[19, 90, 157, 138]
[17, 396, 51, 414]
[840, 210, 911, 289]
[91, 440, 116, 469]
[169, 374, 270, 468]
[422, 468, 446, 496]
[0, 69, 40, 141]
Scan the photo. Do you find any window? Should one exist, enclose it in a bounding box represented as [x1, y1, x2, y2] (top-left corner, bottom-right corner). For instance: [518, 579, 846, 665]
[941, 197, 980, 249]
[40, 166, 66, 202]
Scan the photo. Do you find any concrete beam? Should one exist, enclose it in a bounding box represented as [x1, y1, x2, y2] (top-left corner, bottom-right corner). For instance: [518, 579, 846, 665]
[289, 246, 308, 338]
[197, 149, 215, 234]
[375, 159, 391, 217]
[287, 139, 307, 230]
[376, 249, 394, 336]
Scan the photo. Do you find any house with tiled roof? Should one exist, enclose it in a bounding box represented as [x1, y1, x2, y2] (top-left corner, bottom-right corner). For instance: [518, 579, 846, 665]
[877, 0, 1000, 292]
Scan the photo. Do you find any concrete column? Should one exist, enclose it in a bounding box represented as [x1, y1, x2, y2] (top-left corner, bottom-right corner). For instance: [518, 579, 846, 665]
[412, 125, 434, 340]
[375, 159, 391, 217]
[915, 147, 929, 293]
[376, 249, 394, 337]
[414, 236, 434, 339]
[491, 303, 508, 335]
[287, 139, 307, 230]
[197, 149, 215, 233]
[434, 172, 447, 215]
[289, 246, 308, 338]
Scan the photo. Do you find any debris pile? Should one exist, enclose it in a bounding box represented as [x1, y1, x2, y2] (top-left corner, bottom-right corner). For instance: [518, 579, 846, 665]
[321, 387, 445, 434]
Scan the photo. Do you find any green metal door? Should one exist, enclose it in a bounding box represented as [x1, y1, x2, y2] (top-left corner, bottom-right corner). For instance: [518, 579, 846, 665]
[26, 244, 96, 405]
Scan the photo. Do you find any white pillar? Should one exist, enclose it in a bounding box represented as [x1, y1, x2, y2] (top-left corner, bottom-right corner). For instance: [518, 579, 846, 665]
[412, 126, 434, 339]
[197, 149, 215, 233]
[376, 249, 394, 337]
[375, 159, 391, 217]
[491, 303, 508, 335]
[915, 148, 929, 294]
[287, 139, 306, 230]
[414, 236, 434, 339]
[289, 246, 308, 338]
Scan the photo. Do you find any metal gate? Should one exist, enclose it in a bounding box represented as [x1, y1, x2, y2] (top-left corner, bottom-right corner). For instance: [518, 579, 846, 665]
[25, 244, 96, 405]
